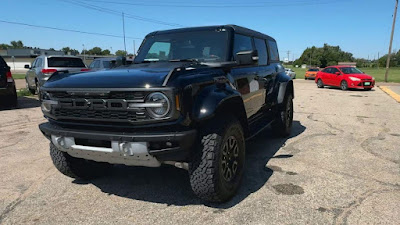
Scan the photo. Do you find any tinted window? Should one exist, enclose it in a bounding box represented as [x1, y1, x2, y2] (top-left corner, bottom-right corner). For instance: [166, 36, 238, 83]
[0, 57, 6, 66]
[254, 38, 268, 65]
[233, 34, 253, 59]
[268, 40, 279, 61]
[103, 60, 111, 68]
[36, 58, 43, 68]
[322, 68, 331, 73]
[47, 57, 85, 67]
[32, 59, 38, 68]
[89, 61, 97, 69]
[146, 42, 171, 61]
[308, 68, 319, 72]
[331, 68, 340, 74]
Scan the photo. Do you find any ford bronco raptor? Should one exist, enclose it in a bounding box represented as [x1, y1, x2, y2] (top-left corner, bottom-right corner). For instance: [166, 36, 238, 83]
[39, 25, 294, 202]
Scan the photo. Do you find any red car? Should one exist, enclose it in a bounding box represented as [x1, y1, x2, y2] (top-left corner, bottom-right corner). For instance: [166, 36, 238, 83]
[315, 66, 375, 90]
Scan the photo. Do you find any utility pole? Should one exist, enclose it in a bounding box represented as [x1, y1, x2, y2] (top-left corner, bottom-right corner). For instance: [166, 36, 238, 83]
[385, 0, 398, 82]
[286, 50, 290, 63]
[133, 40, 136, 55]
[82, 44, 86, 64]
[122, 12, 127, 56]
[378, 52, 380, 69]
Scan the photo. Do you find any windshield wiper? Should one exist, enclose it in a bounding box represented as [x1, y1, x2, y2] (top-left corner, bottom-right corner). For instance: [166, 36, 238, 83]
[169, 58, 200, 63]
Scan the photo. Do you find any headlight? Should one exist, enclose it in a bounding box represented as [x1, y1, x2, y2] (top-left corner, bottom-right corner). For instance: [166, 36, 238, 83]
[41, 100, 58, 113]
[145, 92, 170, 118]
[349, 77, 361, 81]
[372, 77, 375, 80]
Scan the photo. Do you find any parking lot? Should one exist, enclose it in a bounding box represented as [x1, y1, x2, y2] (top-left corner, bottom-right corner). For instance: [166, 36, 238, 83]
[0, 80, 399, 225]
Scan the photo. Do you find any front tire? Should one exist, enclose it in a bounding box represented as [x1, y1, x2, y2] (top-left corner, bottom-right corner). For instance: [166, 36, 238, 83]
[340, 80, 348, 91]
[272, 93, 294, 137]
[50, 143, 111, 179]
[189, 117, 245, 202]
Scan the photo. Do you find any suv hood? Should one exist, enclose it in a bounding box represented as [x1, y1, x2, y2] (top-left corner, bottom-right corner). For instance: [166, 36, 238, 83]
[43, 65, 175, 89]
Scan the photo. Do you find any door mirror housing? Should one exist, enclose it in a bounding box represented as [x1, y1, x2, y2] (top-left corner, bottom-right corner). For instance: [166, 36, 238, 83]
[236, 50, 258, 65]
[24, 64, 30, 69]
[335, 72, 341, 75]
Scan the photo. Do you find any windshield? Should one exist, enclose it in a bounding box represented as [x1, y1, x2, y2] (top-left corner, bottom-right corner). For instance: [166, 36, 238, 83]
[135, 30, 228, 63]
[340, 67, 363, 74]
[47, 57, 85, 67]
[308, 68, 319, 71]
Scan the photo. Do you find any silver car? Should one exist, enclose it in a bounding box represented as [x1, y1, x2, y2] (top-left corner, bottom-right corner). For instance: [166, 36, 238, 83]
[25, 55, 87, 94]
[88, 57, 117, 71]
[285, 68, 296, 79]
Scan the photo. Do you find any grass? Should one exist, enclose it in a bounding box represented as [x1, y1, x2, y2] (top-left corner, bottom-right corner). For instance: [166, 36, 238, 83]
[285, 65, 400, 83]
[12, 74, 26, 79]
[17, 88, 33, 97]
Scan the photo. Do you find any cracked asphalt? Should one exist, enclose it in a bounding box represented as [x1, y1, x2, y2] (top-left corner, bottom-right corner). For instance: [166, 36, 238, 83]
[0, 80, 399, 225]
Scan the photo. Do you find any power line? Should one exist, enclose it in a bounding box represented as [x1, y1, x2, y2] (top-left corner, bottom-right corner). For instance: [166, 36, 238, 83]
[79, 0, 348, 8]
[0, 19, 142, 40]
[62, 0, 183, 27]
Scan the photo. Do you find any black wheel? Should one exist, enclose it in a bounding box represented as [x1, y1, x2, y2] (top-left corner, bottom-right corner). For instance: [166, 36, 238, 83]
[272, 93, 293, 137]
[317, 79, 324, 88]
[189, 116, 245, 202]
[304, 77, 307, 80]
[340, 80, 348, 91]
[365, 88, 372, 91]
[35, 80, 40, 95]
[50, 143, 111, 179]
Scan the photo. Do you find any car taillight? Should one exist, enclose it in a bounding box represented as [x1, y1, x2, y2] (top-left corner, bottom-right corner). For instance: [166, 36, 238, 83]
[6, 71, 13, 82]
[41, 69, 57, 75]
[80, 68, 90, 71]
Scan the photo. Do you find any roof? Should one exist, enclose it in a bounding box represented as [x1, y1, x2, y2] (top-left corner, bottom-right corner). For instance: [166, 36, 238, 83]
[146, 25, 276, 42]
[327, 65, 356, 68]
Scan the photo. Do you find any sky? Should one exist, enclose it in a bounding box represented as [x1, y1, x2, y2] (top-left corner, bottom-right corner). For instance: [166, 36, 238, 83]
[0, 0, 399, 60]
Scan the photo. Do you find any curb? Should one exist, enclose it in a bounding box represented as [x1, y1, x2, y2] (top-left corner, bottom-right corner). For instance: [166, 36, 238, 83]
[379, 86, 400, 103]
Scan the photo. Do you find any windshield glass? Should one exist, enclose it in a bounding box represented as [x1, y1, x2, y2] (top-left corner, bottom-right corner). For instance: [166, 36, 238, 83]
[47, 57, 85, 67]
[308, 68, 319, 71]
[340, 67, 363, 74]
[135, 30, 228, 63]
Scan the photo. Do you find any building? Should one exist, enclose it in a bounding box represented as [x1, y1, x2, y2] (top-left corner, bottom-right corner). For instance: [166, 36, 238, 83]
[338, 62, 357, 67]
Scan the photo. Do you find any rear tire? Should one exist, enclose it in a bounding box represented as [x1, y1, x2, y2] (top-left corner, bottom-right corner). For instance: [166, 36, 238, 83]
[340, 80, 348, 91]
[365, 88, 372, 91]
[189, 116, 245, 202]
[50, 143, 111, 179]
[317, 79, 324, 88]
[272, 93, 293, 137]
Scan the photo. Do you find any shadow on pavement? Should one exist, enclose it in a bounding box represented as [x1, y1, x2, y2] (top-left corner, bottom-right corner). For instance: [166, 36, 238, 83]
[75, 121, 306, 208]
[0, 96, 40, 111]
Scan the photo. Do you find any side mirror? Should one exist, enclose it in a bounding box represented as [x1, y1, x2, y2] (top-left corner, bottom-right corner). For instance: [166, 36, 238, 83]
[236, 50, 258, 65]
[335, 72, 341, 75]
[24, 64, 30, 69]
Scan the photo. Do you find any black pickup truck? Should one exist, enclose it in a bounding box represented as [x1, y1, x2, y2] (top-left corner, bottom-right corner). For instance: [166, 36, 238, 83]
[39, 25, 294, 202]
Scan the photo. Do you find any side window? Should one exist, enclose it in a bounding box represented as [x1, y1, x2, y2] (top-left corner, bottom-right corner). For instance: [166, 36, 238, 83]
[89, 60, 100, 68]
[254, 38, 268, 65]
[233, 34, 253, 58]
[31, 59, 37, 68]
[89, 61, 96, 69]
[267, 40, 279, 61]
[331, 68, 339, 74]
[322, 68, 331, 73]
[36, 58, 43, 68]
[0, 57, 6, 67]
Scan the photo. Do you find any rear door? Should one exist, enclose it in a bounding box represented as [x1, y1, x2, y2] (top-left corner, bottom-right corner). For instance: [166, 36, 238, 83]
[46, 57, 86, 73]
[0, 57, 8, 88]
[330, 67, 341, 87]
[320, 68, 331, 85]
[26, 59, 37, 87]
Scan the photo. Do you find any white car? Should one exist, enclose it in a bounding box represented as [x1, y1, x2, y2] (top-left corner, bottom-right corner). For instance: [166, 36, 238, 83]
[285, 68, 296, 79]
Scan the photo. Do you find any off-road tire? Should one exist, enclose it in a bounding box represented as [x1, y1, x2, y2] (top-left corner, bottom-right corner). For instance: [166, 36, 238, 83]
[50, 143, 111, 179]
[272, 93, 293, 137]
[317, 79, 324, 88]
[189, 116, 245, 202]
[340, 80, 348, 91]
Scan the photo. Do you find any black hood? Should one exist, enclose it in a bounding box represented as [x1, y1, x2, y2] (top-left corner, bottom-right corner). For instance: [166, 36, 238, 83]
[43, 63, 186, 89]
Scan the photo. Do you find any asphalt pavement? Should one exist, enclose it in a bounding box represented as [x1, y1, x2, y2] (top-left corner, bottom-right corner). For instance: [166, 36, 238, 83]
[0, 80, 399, 225]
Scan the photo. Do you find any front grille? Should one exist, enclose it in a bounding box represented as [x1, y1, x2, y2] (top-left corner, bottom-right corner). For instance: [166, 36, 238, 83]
[47, 91, 160, 123]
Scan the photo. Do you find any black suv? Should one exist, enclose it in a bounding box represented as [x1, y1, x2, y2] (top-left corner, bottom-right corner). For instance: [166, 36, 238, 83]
[0, 56, 17, 107]
[39, 25, 294, 202]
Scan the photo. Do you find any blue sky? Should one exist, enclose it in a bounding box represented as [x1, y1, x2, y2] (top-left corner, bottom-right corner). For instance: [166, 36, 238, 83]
[1, 0, 399, 60]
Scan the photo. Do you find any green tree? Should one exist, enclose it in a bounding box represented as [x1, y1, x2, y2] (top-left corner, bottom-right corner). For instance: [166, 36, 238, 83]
[87, 47, 103, 55]
[102, 49, 111, 55]
[115, 50, 127, 56]
[0, 43, 10, 50]
[295, 44, 354, 68]
[62, 47, 79, 55]
[10, 40, 24, 48]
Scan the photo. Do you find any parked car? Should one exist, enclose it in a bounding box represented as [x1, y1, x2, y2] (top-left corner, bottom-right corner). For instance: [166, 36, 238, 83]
[0, 56, 17, 107]
[285, 68, 296, 79]
[316, 66, 375, 90]
[305, 68, 319, 80]
[25, 55, 88, 94]
[88, 57, 117, 71]
[38, 25, 294, 202]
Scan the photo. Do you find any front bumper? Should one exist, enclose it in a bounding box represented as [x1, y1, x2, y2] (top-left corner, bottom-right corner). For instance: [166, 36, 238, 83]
[0, 83, 16, 97]
[39, 122, 197, 164]
[349, 80, 375, 89]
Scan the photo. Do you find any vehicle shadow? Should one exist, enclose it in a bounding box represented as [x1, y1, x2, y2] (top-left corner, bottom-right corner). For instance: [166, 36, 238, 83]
[324, 86, 376, 92]
[76, 121, 306, 208]
[0, 96, 40, 111]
